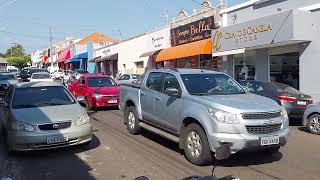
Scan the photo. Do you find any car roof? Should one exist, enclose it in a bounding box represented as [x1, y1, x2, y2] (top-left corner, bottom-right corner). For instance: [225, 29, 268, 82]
[32, 72, 50, 75]
[82, 73, 110, 78]
[14, 81, 63, 88]
[148, 68, 222, 75]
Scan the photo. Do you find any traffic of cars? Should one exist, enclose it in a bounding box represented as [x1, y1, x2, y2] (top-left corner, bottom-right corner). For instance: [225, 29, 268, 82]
[0, 67, 319, 165]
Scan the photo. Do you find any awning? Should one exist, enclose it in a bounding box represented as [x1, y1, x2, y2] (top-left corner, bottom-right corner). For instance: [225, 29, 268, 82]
[96, 53, 118, 63]
[57, 49, 71, 63]
[74, 52, 88, 59]
[65, 58, 80, 63]
[139, 49, 161, 58]
[156, 39, 212, 62]
[212, 48, 245, 57]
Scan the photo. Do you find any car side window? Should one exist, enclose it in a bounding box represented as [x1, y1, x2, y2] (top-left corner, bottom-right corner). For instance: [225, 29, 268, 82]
[119, 75, 125, 80]
[146, 72, 164, 92]
[80, 77, 85, 85]
[244, 82, 264, 92]
[124, 75, 130, 80]
[162, 74, 181, 93]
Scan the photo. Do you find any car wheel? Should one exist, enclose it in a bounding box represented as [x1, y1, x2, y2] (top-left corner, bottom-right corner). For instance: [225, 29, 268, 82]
[307, 114, 320, 135]
[126, 106, 141, 135]
[85, 98, 92, 111]
[183, 123, 212, 166]
[263, 146, 280, 154]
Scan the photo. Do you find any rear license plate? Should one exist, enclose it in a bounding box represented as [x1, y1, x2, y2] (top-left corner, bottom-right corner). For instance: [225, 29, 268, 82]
[261, 136, 279, 146]
[47, 135, 68, 144]
[108, 99, 118, 104]
[297, 101, 307, 105]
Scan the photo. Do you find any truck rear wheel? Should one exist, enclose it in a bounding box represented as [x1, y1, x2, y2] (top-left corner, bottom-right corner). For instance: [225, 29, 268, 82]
[183, 123, 212, 166]
[126, 106, 141, 135]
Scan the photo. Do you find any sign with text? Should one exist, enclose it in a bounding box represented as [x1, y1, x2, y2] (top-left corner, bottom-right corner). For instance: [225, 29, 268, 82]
[146, 27, 171, 51]
[171, 16, 215, 46]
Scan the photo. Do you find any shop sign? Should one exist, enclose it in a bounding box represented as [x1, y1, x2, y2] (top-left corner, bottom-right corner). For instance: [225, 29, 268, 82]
[147, 27, 171, 51]
[211, 10, 301, 52]
[95, 45, 119, 58]
[171, 16, 215, 46]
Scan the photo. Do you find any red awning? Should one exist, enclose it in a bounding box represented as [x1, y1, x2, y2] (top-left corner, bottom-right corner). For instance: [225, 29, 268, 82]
[42, 55, 49, 63]
[57, 49, 71, 63]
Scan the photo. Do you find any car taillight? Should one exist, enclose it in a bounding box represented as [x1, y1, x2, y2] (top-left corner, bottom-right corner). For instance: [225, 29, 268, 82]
[277, 95, 297, 102]
[308, 99, 315, 104]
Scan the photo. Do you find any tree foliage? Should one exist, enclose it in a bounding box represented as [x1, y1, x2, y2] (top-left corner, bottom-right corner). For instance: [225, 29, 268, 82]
[6, 56, 31, 69]
[4, 44, 25, 57]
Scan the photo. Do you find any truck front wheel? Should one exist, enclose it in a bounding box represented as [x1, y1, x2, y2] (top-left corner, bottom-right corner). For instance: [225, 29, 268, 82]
[126, 107, 141, 135]
[183, 123, 212, 166]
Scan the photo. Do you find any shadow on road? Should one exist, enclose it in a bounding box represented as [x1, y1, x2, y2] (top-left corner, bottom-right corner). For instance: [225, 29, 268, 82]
[0, 134, 101, 180]
[289, 118, 303, 126]
[298, 126, 310, 133]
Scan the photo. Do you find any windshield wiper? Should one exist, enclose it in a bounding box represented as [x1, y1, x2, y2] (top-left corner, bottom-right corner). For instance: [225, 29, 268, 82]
[190, 93, 207, 96]
[13, 104, 38, 108]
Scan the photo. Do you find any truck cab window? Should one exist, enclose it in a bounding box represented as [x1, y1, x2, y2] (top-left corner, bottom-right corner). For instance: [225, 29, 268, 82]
[146, 72, 163, 92]
[162, 74, 180, 92]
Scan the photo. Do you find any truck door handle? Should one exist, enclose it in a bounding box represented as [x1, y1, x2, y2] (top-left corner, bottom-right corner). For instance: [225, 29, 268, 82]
[155, 97, 160, 101]
[140, 92, 145, 96]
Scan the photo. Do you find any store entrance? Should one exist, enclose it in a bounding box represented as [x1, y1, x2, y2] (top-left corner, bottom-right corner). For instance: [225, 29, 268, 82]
[269, 52, 299, 90]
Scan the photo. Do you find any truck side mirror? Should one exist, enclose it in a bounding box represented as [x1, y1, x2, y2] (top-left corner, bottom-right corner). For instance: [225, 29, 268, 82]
[165, 88, 180, 97]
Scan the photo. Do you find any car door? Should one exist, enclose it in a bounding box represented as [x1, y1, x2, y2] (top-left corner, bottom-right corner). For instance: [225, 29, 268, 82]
[140, 72, 164, 123]
[78, 76, 87, 97]
[155, 73, 182, 132]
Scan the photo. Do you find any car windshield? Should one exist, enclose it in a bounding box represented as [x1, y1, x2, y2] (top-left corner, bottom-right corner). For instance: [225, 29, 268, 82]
[132, 74, 140, 79]
[88, 77, 116, 87]
[0, 74, 16, 80]
[181, 74, 245, 95]
[8, 69, 18, 72]
[32, 74, 50, 79]
[12, 86, 75, 109]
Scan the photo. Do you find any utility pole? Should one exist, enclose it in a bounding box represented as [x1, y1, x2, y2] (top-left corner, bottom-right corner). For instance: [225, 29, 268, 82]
[117, 28, 123, 41]
[49, 26, 54, 70]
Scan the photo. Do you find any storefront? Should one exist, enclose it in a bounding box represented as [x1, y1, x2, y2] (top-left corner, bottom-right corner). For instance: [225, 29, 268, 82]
[156, 16, 222, 70]
[212, 9, 313, 90]
[56, 48, 71, 70]
[92, 44, 119, 78]
[73, 44, 89, 71]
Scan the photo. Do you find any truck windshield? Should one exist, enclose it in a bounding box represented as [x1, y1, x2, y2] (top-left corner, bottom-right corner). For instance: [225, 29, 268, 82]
[181, 74, 245, 95]
[88, 77, 116, 87]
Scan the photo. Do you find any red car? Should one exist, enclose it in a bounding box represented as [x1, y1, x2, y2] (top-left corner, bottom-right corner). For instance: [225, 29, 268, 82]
[68, 74, 120, 110]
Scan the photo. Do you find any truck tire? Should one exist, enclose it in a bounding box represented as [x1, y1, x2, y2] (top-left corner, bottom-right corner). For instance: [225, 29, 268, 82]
[183, 123, 212, 166]
[307, 114, 320, 135]
[126, 106, 141, 135]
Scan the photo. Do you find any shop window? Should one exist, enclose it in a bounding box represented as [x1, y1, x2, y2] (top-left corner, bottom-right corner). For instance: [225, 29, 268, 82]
[200, 55, 223, 71]
[234, 52, 256, 82]
[177, 56, 199, 69]
[135, 61, 144, 68]
[270, 52, 299, 90]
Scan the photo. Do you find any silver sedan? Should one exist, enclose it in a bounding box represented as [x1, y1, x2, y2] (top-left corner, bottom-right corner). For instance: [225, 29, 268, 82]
[0, 82, 92, 151]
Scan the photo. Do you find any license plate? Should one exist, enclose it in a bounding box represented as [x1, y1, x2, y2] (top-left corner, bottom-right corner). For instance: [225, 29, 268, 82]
[108, 99, 118, 104]
[47, 135, 68, 144]
[297, 101, 307, 105]
[261, 136, 279, 146]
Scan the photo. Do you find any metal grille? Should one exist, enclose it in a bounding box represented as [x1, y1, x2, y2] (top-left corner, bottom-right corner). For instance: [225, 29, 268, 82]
[246, 124, 282, 134]
[38, 122, 71, 130]
[242, 112, 281, 120]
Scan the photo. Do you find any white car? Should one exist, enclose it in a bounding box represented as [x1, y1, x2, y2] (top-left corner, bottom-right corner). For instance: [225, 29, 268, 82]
[51, 69, 64, 79]
[30, 72, 53, 82]
[117, 74, 140, 85]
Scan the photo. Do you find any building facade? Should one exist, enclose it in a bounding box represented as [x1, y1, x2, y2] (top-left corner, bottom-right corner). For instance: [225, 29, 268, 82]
[213, 0, 320, 100]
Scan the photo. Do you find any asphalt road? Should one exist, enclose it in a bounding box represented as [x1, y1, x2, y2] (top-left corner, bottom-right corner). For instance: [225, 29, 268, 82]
[0, 109, 319, 180]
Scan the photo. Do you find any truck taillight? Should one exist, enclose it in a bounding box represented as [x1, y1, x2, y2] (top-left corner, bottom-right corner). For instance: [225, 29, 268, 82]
[277, 95, 297, 103]
[308, 99, 315, 104]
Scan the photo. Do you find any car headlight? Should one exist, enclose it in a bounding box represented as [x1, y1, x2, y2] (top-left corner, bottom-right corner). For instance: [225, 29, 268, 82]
[75, 114, 90, 126]
[208, 108, 240, 124]
[93, 93, 103, 99]
[11, 121, 35, 132]
[280, 107, 288, 119]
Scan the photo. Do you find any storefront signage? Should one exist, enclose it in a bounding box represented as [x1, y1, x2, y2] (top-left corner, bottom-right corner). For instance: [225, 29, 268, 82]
[152, 36, 164, 48]
[211, 10, 311, 53]
[95, 45, 119, 59]
[145, 27, 171, 51]
[171, 16, 215, 46]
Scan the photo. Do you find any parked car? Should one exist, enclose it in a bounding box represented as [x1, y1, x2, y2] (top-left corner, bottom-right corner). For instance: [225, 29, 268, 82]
[0, 82, 92, 151]
[20, 68, 49, 82]
[30, 72, 53, 82]
[117, 74, 140, 85]
[51, 69, 64, 79]
[303, 103, 320, 135]
[239, 80, 313, 119]
[120, 68, 290, 165]
[0, 73, 18, 92]
[68, 74, 120, 110]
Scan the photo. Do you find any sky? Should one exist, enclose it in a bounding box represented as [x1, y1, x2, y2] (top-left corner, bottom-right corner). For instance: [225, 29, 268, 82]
[0, 0, 247, 54]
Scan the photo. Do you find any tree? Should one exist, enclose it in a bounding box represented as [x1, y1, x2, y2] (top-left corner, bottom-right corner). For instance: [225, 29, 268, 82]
[6, 55, 31, 69]
[4, 44, 25, 57]
[0, 53, 3, 57]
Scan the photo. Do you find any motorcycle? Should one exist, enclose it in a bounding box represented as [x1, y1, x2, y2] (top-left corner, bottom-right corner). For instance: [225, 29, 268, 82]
[134, 144, 239, 180]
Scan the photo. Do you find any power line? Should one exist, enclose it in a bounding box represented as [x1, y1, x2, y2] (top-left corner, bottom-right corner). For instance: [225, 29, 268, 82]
[0, 30, 64, 40]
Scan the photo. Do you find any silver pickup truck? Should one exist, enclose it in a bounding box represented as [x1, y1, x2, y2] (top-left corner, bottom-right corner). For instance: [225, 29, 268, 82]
[120, 69, 290, 165]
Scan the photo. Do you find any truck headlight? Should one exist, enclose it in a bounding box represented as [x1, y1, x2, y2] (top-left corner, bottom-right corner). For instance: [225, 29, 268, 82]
[11, 121, 35, 132]
[280, 107, 288, 119]
[208, 108, 240, 124]
[93, 93, 103, 99]
[75, 114, 90, 126]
